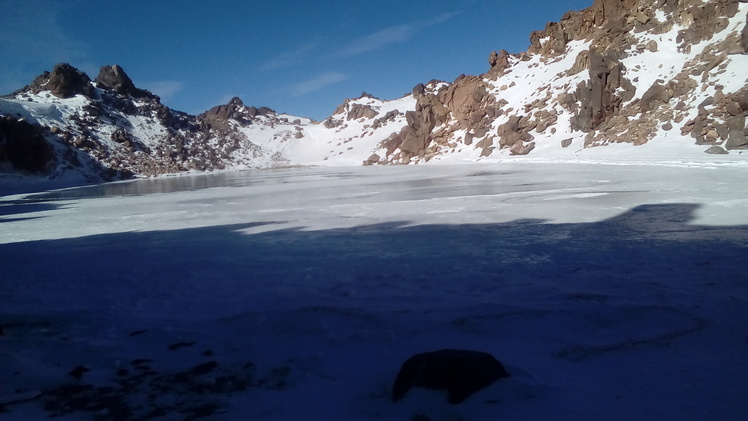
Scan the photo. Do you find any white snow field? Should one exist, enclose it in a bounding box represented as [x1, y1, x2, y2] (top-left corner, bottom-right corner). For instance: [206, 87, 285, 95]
[1, 162, 748, 420]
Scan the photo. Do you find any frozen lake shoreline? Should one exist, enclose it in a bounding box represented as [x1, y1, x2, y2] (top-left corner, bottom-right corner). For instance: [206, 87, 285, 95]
[2, 163, 747, 420]
[3, 161, 748, 243]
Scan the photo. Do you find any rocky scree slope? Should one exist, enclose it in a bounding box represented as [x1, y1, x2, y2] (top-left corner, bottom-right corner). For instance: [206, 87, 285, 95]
[2, 0, 748, 182]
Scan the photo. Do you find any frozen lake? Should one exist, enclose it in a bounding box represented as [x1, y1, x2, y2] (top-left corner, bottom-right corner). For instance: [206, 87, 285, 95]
[1, 163, 748, 420]
[4, 162, 748, 243]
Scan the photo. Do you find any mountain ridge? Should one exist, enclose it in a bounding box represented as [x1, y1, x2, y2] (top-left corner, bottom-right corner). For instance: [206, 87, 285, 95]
[1, 0, 747, 185]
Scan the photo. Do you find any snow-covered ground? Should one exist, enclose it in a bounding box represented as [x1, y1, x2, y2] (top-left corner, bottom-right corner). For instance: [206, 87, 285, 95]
[1, 162, 747, 420]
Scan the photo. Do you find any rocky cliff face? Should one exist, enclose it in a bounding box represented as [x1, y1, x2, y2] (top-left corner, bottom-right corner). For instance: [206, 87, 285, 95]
[368, 0, 748, 164]
[1, 0, 747, 182]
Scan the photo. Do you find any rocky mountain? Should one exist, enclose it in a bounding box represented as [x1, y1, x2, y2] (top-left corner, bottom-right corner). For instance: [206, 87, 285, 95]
[0, 63, 309, 182]
[1, 0, 747, 184]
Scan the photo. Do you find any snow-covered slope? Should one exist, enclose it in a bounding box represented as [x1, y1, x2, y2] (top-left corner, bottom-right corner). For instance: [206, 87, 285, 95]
[1, 0, 747, 186]
[286, 93, 417, 166]
[359, 0, 748, 165]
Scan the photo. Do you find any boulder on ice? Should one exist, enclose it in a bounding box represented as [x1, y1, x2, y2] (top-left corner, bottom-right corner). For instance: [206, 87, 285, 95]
[392, 349, 510, 404]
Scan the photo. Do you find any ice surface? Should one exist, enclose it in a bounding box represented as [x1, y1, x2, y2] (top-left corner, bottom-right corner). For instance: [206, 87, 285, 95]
[1, 163, 747, 420]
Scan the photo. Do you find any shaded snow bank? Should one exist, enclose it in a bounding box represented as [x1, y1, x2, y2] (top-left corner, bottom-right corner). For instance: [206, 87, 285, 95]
[1, 164, 747, 420]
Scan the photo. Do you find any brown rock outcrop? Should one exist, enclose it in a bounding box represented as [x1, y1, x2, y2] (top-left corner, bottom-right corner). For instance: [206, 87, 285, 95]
[726, 130, 748, 149]
[363, 153, 381, 166]
[528, 0, 640, 58]
[570, 47, 635, 132]
[371, 110, 400, 129]
[496, 116, 525, 149]
[28, 63, 95, 99]
[676, 0, 740, 50]
[683, 86, 748, 146]
[198, 97, 274, 129]
[510, 140, 536, 155]
[95, 65, 149, 98]
[347, 103, 378, 120]
[382, 77, 497, 162]
[639, 81, 674, 113]
[438, 76, 490, 129]
[487, 49, 511, 77]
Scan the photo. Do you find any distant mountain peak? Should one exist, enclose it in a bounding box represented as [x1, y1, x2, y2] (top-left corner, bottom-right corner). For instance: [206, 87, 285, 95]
[227, 96, 244, 106]
[27, 63, 95, 99]
[95, 64, 151, 98]
[198, 97, 277, 130]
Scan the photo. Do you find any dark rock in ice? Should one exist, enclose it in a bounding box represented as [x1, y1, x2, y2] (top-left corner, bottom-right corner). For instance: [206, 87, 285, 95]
[68, 365, 90, 380]
[392, 349, 510, 404]
[189, 361, 218, 376]
[168, 341, 196, 350]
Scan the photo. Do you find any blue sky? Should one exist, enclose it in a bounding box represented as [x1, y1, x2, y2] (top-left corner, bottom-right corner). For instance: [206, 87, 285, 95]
[1, 0, 592, 120]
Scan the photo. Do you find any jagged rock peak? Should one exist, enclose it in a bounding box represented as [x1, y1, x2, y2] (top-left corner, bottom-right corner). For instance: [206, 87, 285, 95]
[332, 92, 380, 114]
[226, 96, 244, 107]
[412, 83, 426, 97]
[96, 65, 135, 93]
[95, 65, 150, 98]
[411, 80, 449, 99]
[487, 49, 513, 76]
[28, 63, 95, 99]
[357, 92, 377, 100]
[198, 97, 275, 128]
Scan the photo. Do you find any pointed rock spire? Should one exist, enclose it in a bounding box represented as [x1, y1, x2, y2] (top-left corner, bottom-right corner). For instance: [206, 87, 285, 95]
[95, 65, 148, 97]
